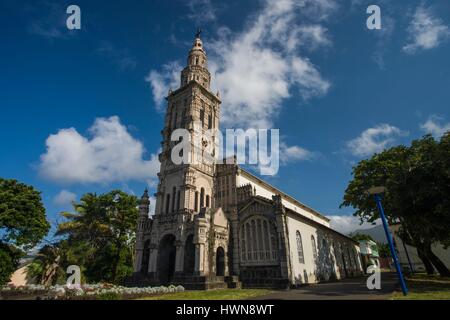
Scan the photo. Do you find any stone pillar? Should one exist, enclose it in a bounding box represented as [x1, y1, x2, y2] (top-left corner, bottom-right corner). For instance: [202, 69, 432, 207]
[194, 243, 205, 275]
[155, 192, 162, 215]
[148, 244, 158, 274]
[229, 208, 240, 275]
[224, 248, 230, 276]
[273, 195, 293, 284]
[134, 248, 143, 272]
[194, 215, 208, 276]
[175, 240, 184, 273]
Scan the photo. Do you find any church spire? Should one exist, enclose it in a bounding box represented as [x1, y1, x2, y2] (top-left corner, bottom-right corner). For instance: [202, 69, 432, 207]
[195, 28, 202, 39]
[180, 30, 211, 89]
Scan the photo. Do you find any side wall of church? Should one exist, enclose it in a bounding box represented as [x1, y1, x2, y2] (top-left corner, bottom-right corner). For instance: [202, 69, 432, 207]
[286, 213, 363, 286]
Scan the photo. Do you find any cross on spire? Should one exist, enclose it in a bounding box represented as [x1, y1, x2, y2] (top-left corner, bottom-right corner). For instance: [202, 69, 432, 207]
[195, 28, 202, 39]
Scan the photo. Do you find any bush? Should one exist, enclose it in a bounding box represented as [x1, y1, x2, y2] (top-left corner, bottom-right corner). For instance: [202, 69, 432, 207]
[96, 292, 120, 300]
[1, 283, 185, 300]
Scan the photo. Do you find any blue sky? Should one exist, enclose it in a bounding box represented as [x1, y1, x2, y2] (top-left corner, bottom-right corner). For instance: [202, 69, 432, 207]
[1, 0, 449, 236]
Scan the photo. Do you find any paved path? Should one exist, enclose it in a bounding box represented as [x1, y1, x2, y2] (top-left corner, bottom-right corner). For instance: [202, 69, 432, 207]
[250, 272, 398, 300]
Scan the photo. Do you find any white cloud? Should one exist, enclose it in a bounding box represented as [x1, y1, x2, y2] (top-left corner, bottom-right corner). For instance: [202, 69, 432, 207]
[53, 190, 77, 208]
[26, 1, 75, 41]
[280, 143, 314, 164]
[39, 116, 160, 184]
[147, 0, 332, 129]
[209, 0, 332, 128]
[403, 5, 450, 54]
[420, 115, 450, 138]
[327, 214, 380, 235]
[145, 61, 181, 111]
[347, 124, 408, 157]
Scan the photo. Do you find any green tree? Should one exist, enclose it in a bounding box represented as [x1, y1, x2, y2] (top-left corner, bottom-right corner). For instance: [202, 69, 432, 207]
[350, 233, 374, 242]
[0, 178, 50, 285]
[56, 190, 138, 283]
[0, 243, 23, 285]
[341, 133, 450, 276]
[376, 242, 390, 258]
[27, 243, 65, 286]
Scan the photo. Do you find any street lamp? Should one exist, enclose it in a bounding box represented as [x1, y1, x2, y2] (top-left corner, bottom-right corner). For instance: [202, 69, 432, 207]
[367, 186, 408, 296]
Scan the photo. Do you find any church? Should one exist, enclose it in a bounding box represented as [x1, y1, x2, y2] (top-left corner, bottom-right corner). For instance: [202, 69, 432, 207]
[133, 33, 363, 289]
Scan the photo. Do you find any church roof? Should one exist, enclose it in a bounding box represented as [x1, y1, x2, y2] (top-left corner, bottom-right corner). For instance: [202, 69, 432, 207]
[238, 167, 330, 223]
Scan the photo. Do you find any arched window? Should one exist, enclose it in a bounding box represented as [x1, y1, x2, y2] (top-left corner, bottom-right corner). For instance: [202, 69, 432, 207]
[200, 107, 205, 127]
[206, 195, 210, 207]
[311, 235, 317, 263]
[165, 194, 170, 214]
[176, 190, 181, 210]
[171, 187, 176, 212]
[240, 216, 278, 265]
[141, 240, 150, 274]
[200, 188, 205, 208]
[194, 191, 199, 212]
[240, 227, 246, 261]
[296, 231, 305, 264]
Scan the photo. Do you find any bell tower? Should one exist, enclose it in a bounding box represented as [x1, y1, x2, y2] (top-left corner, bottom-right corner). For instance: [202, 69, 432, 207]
[136, 32, 234, 288]
[154, 32, 221, 218]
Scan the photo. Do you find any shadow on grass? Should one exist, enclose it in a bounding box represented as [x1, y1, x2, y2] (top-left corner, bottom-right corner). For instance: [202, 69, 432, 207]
[392, 278, 450, 300]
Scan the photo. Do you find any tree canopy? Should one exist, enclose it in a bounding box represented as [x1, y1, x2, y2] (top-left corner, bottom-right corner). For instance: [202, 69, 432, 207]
[350, 233, 374, 242]
[341, 133, 450, 276]
[0, 178, 50, 285]
[0, 178, 50, 249]
[52, 190, 139, 284]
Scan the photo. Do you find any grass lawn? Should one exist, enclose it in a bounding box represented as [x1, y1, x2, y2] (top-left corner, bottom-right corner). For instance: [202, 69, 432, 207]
[139, 289, 272, 300]
[391, 274, 450, 300]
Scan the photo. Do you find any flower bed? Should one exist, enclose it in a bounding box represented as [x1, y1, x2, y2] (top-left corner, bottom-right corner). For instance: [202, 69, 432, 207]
[0, 284, 185, 300]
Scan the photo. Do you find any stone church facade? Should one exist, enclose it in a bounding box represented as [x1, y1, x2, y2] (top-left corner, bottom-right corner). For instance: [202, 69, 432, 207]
[133, 34, 363, 289]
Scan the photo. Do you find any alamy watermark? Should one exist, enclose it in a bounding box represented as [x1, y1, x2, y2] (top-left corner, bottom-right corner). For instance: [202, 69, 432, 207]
[366, 265, 381, 290]
[66, 265, 81, 288]
[170, 122, 279, 175]
[66, 5, 81, 30]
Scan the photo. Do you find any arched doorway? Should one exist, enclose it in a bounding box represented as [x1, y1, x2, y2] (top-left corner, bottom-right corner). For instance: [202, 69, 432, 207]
[157, 234, 176, 284]
[141, 240, 150, 274]
[184, 234, 195, 274]
[216, 247, 225, 276]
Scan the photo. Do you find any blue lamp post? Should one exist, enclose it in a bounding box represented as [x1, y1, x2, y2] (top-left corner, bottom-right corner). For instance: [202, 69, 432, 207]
[368, 186, 408, 296]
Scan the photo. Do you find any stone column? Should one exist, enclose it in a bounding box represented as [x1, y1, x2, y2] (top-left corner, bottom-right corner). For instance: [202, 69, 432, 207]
[224, 248, 230, 276]
[155, 192, 162, 215]
[229, 208, 240, 275]
[148, 244, 158, 275]
[134, 248, 143, 273]
[273, 195, 293, 284]
[194, 243, 205, 275]
[175, 240, 184, 273]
